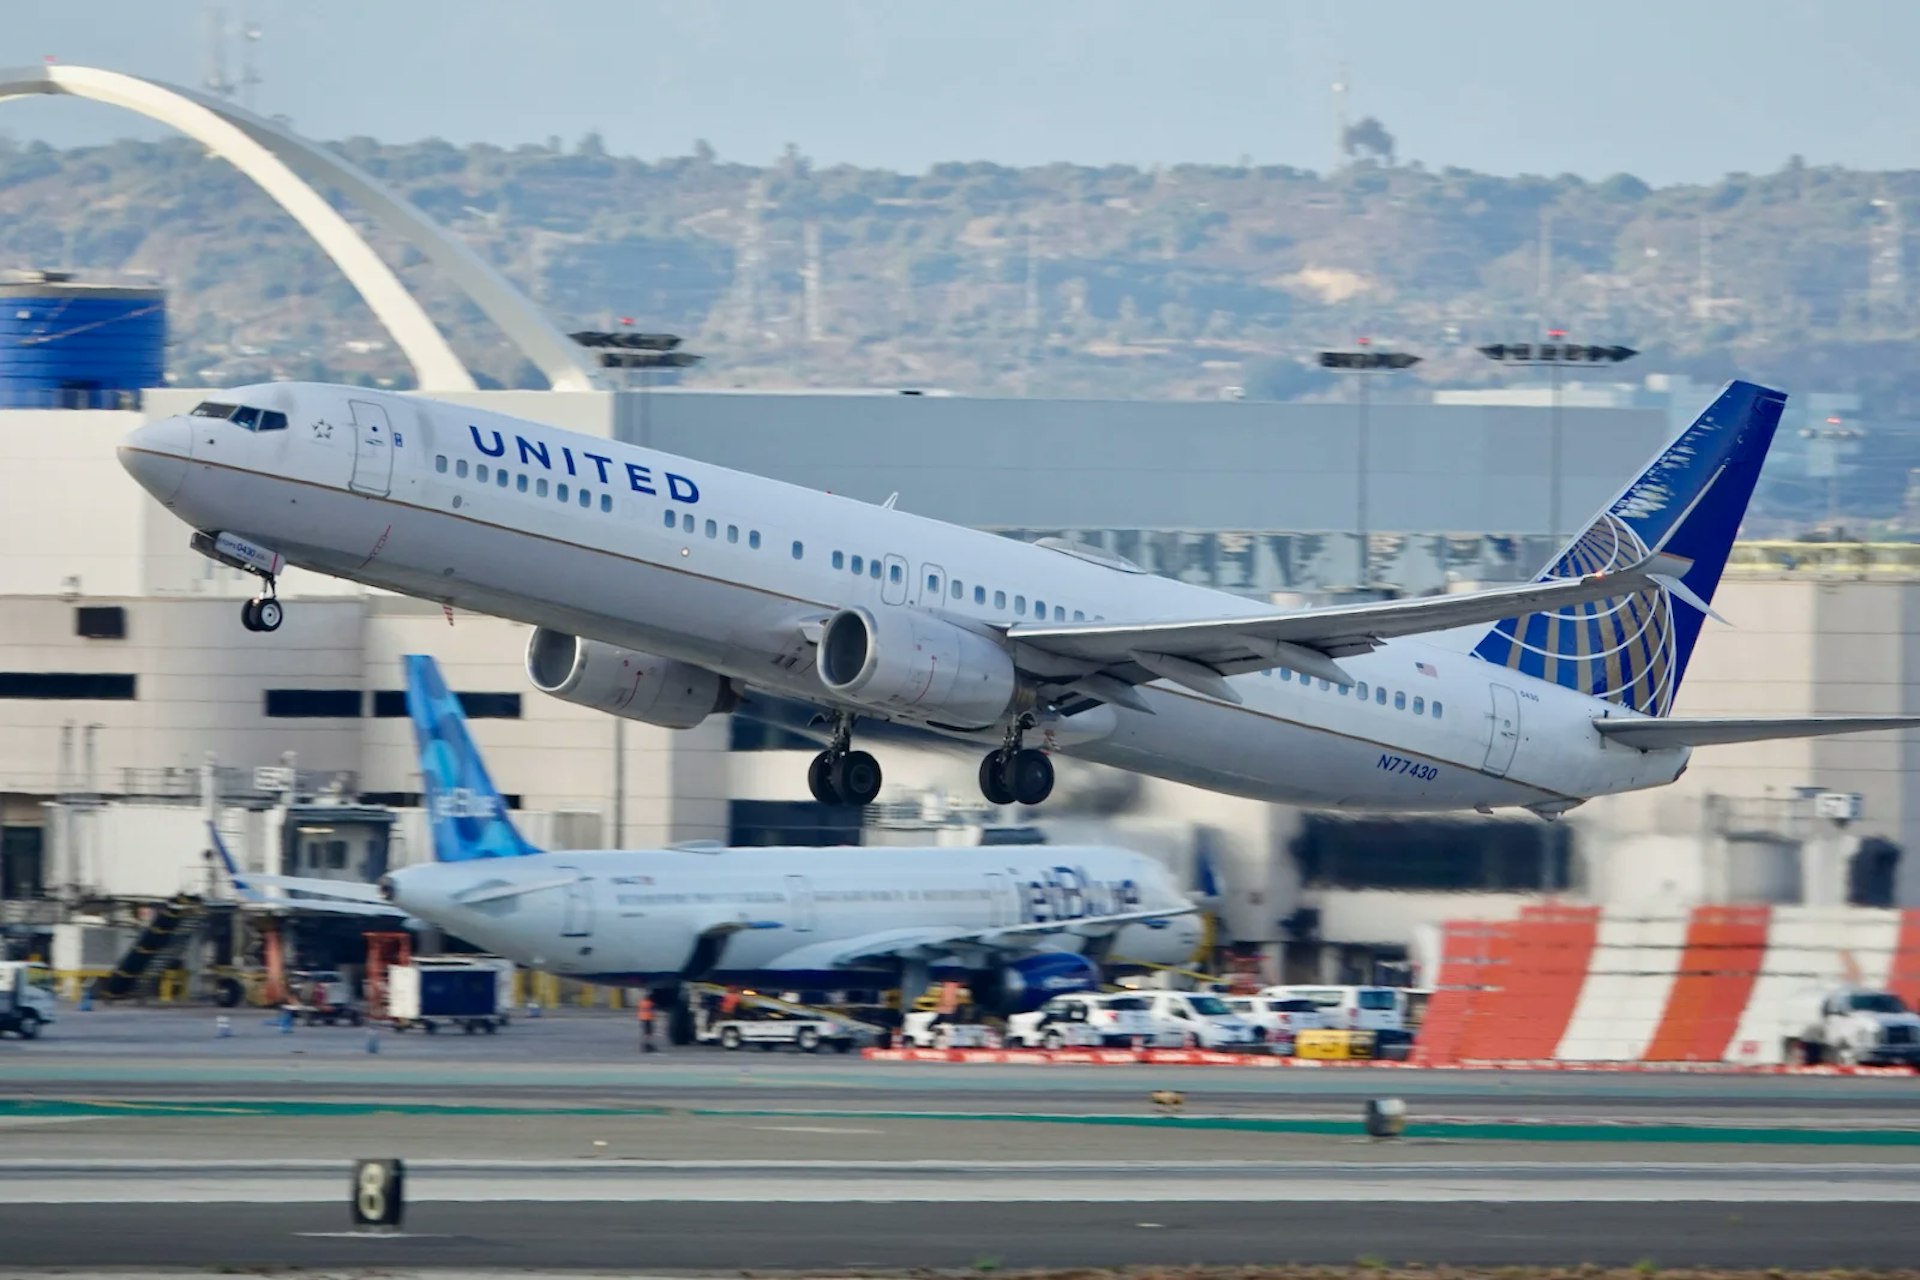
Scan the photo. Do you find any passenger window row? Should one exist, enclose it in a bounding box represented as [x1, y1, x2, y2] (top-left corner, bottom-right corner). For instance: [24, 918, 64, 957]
[428, 456, 1114, 625]
[822, 552, 1101, 622]
[1268, 666, 1443, 718]
[662, 508, 762, 550]
[436, 453, 615, 513]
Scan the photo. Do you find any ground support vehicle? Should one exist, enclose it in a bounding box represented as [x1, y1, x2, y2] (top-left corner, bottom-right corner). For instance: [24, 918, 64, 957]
[282, 969, 364, 1026]
[901, 1012, 996, 1048]
[1007, 993, 1156, 1048]
[387, 957, 511, 1034]
[1783, 988, 1920, 1067]
[0, 962, 55, 1039]
[703, 1014, 860, 1053]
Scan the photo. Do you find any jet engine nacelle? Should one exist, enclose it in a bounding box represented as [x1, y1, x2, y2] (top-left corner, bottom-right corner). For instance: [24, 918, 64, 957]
[526, 628, 734, 730]
[972, 951, 1102, 1015]
[816, 606, 1018, 730]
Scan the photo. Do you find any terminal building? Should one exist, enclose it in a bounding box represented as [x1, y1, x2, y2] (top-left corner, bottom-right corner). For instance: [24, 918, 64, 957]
[1, 64, 1915, 989]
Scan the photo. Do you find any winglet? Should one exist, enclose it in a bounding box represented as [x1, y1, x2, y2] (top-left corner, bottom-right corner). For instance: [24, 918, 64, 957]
[207, 821, 258, 899]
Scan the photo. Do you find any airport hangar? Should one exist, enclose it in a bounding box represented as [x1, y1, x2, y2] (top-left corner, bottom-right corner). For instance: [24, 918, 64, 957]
[0, 63, 1915, 986]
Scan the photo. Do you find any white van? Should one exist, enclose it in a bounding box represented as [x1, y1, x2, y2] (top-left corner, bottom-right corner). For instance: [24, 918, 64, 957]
[1007, 993, 1155, 1048]
[1261, 984, 1404, 1033]
[1141, 991, 1262, 1050]
[1225, 995, 1331, 1051]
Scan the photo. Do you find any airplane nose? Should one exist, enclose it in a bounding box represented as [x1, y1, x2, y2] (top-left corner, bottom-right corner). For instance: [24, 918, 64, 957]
[117, 416, 191, 505]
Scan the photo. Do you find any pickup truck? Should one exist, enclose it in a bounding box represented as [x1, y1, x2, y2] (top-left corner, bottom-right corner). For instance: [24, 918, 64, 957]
[704, 1014, 859, 1053]
[1784, 988, 1920, 1067]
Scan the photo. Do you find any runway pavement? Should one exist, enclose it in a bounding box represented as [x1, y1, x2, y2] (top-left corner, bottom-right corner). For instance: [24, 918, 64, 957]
[1, 1006, 1916, 1270]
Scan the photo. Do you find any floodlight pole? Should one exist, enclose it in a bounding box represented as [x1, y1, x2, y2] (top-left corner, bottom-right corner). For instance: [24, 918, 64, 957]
[1477, 335, 1636, 552]
[1319, 343, 1420, 587]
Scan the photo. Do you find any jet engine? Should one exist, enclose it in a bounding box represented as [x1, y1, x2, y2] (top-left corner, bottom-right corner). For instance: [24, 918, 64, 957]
[971, 951, 1101, 1015]
[525, 628, 734, 730]
[816, 607, 1018, 730]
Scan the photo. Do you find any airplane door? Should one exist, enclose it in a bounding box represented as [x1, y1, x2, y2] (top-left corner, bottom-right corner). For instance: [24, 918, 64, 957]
[915, 563, 947, 608]
[559, 871, 593, 938]
[880, 554, 909, 606]
[785, 874, 816, 932]
[1483, 685, 1521, 776]
[347, 400, 395, 497]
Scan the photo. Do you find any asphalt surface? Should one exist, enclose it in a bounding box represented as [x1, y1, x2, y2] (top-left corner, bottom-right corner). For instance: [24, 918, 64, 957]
[2, 1006, 1917, 1271]
[0, 1199, 1911, 1269]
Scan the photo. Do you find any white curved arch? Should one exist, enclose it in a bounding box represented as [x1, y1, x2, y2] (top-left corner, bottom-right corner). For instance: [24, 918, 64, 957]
[0, 64, 601, 392]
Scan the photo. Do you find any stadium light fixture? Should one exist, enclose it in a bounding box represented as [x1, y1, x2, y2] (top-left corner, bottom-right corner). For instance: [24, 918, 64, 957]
[1477, 331, 1637, 544]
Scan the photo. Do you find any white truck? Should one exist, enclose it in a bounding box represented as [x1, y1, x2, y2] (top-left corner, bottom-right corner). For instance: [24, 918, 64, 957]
[0, 961, 57, 1040]
[1006, 993, 1153, 1049]
[1783, 987, 1920, 1067]
[704, 1014, 860, 1053]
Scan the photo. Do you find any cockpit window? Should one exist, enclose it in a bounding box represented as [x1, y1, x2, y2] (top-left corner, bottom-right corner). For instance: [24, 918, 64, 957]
[188, 402, 287, 432]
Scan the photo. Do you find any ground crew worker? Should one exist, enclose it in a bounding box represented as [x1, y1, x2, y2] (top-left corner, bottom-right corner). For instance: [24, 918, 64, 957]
[638, 992, 657, 1054]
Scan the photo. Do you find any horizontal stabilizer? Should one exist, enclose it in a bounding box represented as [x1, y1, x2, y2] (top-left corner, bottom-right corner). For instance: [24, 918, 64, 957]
[1596, 715, 1920, 750]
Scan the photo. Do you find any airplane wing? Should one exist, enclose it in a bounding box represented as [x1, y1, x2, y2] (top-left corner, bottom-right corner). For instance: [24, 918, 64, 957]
[1005, 552, 1692, 707]
[1595, 715, 1920, 750]
[761, 905, 1196, 971]
[208, 822, 405, 918]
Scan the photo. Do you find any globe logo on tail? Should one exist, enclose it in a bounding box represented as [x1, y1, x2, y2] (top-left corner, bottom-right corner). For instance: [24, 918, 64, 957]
[1474, 512, 1677, 718]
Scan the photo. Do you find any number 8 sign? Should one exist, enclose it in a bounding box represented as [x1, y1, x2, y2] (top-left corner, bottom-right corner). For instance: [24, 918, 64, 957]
[351, 1158, 406, 1227]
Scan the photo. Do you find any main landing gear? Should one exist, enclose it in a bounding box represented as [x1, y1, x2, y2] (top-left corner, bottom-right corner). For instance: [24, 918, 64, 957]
[240, 581, 282, 633]
[807, 714, 883, 807]
[978, 716, 1054, 807]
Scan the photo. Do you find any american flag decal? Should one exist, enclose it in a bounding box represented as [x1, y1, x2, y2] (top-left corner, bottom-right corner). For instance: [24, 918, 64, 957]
[1415, 661, 1438, 677]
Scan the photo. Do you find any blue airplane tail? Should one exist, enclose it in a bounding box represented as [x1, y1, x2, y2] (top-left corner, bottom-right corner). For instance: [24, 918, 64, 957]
[404, 654, 542, 861]
[1471, 380, 1787, 717]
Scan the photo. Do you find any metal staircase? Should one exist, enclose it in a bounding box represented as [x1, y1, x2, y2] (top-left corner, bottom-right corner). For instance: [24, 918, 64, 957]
[93, 894, 206, 1002]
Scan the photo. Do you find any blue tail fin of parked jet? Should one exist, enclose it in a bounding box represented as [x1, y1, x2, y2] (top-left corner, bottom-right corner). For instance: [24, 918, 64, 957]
[404, 654, 541, 861]
[1472, 380, 1787, 718]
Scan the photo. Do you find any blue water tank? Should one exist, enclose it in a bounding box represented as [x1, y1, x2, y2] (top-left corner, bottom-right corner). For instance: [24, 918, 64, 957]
[0, 273, 166, 409]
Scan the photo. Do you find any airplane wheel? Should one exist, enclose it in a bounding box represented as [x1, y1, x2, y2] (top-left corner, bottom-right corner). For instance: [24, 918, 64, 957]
[253, 597, 283, 632]
[240, 599, 261, 632]
[807, 751, 841, 805]
[832, 750, 882, 806]
[978, 753, 1015, 806]
[1009, 749, 1054, 806]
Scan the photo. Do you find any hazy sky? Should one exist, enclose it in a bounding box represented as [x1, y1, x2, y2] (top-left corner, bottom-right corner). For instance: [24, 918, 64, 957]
[4, 1, 1915, 184]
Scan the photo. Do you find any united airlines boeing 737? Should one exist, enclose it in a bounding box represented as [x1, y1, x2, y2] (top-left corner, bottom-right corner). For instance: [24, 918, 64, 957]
[120, 380, 1920, 816]
[213, 655, 1203, 1040]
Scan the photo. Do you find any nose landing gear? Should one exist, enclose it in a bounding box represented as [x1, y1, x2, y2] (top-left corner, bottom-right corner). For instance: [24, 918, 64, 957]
[978, 716, 1054, 807]
[241, 590, 282, 633]
[807, 713, 883, 806]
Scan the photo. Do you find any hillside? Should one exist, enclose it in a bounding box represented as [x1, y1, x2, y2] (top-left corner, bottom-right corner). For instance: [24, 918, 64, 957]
[1, 134, 1917, 411]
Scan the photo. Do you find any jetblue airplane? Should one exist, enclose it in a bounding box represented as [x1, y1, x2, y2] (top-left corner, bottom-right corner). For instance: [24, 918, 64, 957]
[120, 380, 1919, 816]
[379, 655, 1193, 1037]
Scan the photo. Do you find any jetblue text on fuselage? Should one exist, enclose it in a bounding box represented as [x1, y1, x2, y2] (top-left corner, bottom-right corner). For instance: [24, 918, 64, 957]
[432, 787, 504, 822]
[468, 426, 700, 504]
[1020, 866, 1143, 923]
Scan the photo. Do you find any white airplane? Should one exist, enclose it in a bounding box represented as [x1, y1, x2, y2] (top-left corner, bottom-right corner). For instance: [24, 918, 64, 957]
[387, 654, 1201, 1039]
[120, 380, 1920, 817]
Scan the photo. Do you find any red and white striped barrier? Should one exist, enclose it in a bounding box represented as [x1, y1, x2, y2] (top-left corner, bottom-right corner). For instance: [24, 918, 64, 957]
[1418, 903, 1920, 1067]
[859, 1046, 1910, 1074]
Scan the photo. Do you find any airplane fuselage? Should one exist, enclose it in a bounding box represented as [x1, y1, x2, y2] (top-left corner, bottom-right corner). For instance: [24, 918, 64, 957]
[120, 384, 1689, 814]
[385, 844, 1202, 985]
